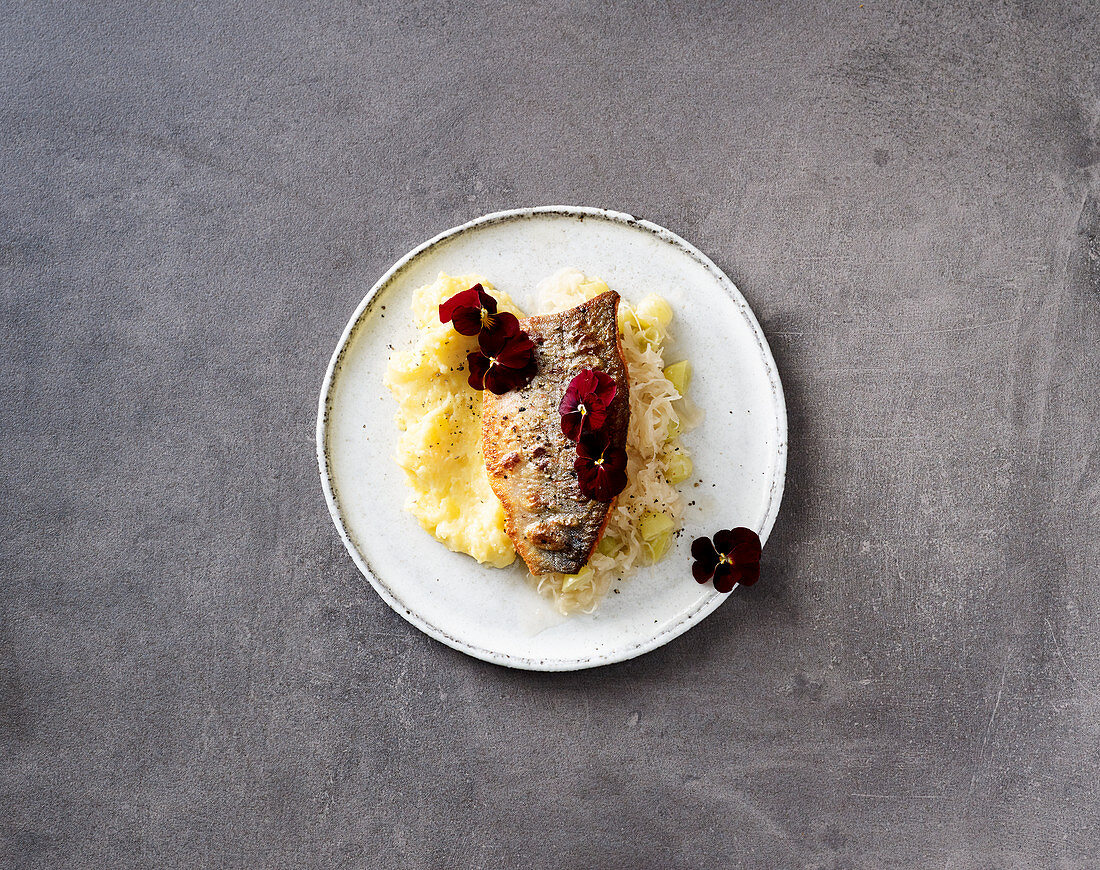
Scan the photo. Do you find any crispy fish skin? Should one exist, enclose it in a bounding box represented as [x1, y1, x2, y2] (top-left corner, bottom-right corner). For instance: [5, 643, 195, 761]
[482, 291, 629, 575]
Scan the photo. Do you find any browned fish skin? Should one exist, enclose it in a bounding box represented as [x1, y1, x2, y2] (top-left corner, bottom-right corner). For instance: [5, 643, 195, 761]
[482, 291, 629, 575]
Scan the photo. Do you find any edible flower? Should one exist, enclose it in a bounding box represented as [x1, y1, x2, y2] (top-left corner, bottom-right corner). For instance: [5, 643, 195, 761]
[559, 369, 617, 441]
[439, 284, 501, 336]
[690, 528, 761, 593]
[574, 431, 628, 501]
[466, 318, 537, 395]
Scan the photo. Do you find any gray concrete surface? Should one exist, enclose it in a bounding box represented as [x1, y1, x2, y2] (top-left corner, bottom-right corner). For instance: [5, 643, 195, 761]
[2, 1, 1099, 867]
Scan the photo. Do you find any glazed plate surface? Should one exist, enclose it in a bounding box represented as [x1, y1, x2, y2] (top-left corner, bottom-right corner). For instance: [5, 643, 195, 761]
[317, 207, 786, 670]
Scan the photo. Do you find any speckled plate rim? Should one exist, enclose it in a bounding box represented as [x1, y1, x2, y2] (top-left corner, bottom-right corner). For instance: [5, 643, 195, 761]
[317, 205, 787, 671]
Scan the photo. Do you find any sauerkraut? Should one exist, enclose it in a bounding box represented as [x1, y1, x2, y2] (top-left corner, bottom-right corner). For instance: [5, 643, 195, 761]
[532, 269, 698, 613]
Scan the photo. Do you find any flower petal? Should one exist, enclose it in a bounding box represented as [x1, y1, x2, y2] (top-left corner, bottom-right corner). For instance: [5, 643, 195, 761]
[494, 333, 535, 370]
[691, 536, 719, 565]
[481, 310, 520, 343]
[728, 527, 762, 564]
[576, 431, 607, 462]
[560, 410, 584, 442]
[692, 560, 715, 583]
[482, 363, 509, 395]
[574, 368, 598, 395]
[559, 401, 608, 442]
[484, 362, 528, 394]
[478, 322, 508, 356]
[588, 369, 617, 407]
[466, 350, 490, 391]
[588, 405, 609, 431]
[558, 373, 585, 417]
[559, 385, 581, 417]
[601, 465, 627, 501]
[713, 528, 736, 555]
[439, 286, 480, 322]
[442, 288, 478, 319]
[601, 443, 627, 473]
[567, 369, 617, 408]
[473, 285, 497, 315]
[712, 562, 738, 593]
[450, 306, 484, 336]
[737, 560, 760, 587]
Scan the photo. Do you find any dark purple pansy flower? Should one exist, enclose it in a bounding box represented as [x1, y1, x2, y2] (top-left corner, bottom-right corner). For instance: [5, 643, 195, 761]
[574, 431, 628, 502]
[690, 528, 761, 593]
[466, 321, 537, 395]
[558, 368, 617, 441]
[439, 284, 498, 336]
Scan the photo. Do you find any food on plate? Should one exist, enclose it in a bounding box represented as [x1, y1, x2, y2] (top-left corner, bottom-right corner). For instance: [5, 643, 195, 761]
[384, 268, 698, 612]
[481, 292, 630, 576]
[383, 273, 520, 568]
[528, 269, 699, 611]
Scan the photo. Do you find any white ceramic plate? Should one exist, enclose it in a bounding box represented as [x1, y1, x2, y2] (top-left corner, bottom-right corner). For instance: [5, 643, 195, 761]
[317, 206, 786, 670]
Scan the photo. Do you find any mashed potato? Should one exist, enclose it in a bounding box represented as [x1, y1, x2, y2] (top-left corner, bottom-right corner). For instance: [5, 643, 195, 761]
[384, 269, 695, 610]
[383, 273, 520, 568]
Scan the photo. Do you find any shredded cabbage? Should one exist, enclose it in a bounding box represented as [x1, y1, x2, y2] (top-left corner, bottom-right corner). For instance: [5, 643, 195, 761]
[531, 269, 698, 613]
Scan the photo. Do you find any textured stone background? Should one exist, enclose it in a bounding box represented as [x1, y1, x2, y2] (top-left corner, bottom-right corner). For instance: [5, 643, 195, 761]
[3, 1, 1100, 867]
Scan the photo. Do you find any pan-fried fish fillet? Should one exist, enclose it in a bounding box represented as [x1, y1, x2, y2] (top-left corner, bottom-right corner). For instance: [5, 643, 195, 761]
[481, 291, 629, 575]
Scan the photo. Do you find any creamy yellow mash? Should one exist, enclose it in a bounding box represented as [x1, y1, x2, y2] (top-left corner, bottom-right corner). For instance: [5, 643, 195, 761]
[383, 273, 522, 568]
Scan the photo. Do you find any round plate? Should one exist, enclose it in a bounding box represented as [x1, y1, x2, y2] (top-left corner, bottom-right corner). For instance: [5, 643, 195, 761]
[317, 206, 786, 670]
